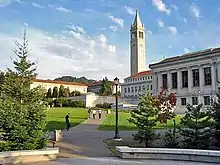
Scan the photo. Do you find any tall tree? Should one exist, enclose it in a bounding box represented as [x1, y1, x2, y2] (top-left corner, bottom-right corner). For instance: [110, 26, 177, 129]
[210, 88, 220, 147]
[58, 85, 65, 97]
[46, 88, 52, 98]
[100, 77, 112, 96]
[179, 104, 213, 149]
[52, 86, 58, 98]
[64, 87, 70, 97]
[128, 93, 159, 147]
[0, 30, 47, 151]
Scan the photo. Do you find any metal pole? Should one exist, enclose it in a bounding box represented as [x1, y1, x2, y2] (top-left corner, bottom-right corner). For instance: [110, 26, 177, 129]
[114, 84, 121, 140]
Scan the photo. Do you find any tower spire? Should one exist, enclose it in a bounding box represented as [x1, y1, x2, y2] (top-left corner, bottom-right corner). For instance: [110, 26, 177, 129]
[133, 9, 142, 27]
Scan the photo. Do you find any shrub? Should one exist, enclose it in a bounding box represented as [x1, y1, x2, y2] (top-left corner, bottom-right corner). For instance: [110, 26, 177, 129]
[70, 100, 85, 108]
[96, 102, 111, 109]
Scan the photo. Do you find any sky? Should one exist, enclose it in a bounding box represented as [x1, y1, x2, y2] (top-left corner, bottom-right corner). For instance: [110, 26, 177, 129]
[0, 0, 220, 81]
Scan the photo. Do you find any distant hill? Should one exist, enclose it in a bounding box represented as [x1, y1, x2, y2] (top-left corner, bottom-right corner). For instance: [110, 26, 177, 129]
[54, 76, 95, 85]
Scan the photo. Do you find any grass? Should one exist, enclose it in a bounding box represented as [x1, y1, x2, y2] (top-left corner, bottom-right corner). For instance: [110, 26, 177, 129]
[46, 107, 88, 131]
[98, 112, 183, 131]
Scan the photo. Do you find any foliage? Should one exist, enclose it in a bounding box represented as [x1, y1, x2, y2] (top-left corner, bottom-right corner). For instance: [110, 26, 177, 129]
[70, 90, 81, 97]
[128, 93, 159, 147]
[155, 87, 177, 125]
[52, 86, 58, 98]
[54, 76, 94, 85]
[100, 77, 112, 96]
[0, 30, 48, 151]
[64, 87, 70, 97]
[46, 88, 52, 98]
[163, 119, 180, 148]
[58, 85, 65, 97]
[53, 98, 85, 108]
[179, 104, 213, 149]
[210, 87, 220, 147]
[96, 102, 111, 109]
[70, 100, 85, 108]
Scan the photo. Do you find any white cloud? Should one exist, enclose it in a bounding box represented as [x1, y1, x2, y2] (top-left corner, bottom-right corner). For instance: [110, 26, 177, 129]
[184, 48, 190, 53]
[190, 4, 201, 19]
[124, 5, 135, 16]
[148, 30, 153, 35]
[157, 19, 164, 27]
[168, 26, 178, 34]
[109, 15, 124, 28]
[152, 0, 170, 14]
[67, 24, 86, 34]
[48, 4, 72, 13]
[109, 25, 118, 32]
[32, 2, 45, 9]
[0, 0, 20, 7]
[0, 25, 128, 80]
[171, 4, 178, 11]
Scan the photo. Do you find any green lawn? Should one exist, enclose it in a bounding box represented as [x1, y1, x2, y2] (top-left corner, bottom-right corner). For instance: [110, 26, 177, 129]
[46, 107, 88, 131]
[98, 112, 183, 131]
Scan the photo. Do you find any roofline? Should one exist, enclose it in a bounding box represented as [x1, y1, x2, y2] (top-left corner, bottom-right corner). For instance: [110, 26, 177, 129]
[33, 79, 88, 86]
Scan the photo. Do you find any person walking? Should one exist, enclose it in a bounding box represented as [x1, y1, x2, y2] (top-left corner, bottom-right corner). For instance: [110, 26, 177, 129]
[88, 108, 91, 119]
[92, 110, 96, 119]
[98, 109, 102, 119]
[65, 113, 71, 131]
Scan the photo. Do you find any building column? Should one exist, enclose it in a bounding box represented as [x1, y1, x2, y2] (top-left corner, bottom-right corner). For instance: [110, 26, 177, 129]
[167, 71, 171, 90]
[152, 72, 157, 94]
[188, 67, 192, 94]
[211, 62, 216, 92]
[158, 72, 162, 92]
[177, 69, 181, 94]
[199, 65, 203, 93]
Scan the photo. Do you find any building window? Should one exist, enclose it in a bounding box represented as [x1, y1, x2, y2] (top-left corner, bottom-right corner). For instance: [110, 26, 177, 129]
[135, 86, 137, 92]
[192, 69, 200, 87]
[138, 86, 141, 91]
[204, 67, 212, 85]
[204, 96, 210, 105]
[151, 85, 152, 90]
[181, 98, 186, 106]
[128, 87, 130, 93]
[124, 88, 127, 93]
[182, 71, 188, 88]
[139, 31, 144, 39]
[146, 85, 149, 90]
[151, 76, 152, 79]
[171, 72, 177, 89]
[192, 97, 198, 105]
[131, 87, 134, 92]
[142, 85, 145, 91]
[162, 74, 167, 89]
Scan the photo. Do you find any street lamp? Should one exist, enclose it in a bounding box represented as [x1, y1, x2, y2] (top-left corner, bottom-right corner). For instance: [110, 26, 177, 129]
[114, 77, 121, 140]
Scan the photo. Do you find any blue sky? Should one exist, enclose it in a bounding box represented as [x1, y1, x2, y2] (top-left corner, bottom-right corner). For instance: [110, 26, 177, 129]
[0, 0, 220, 81]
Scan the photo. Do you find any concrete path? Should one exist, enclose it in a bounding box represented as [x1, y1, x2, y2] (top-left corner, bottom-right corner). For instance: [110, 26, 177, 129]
[25, 157, 217, 165]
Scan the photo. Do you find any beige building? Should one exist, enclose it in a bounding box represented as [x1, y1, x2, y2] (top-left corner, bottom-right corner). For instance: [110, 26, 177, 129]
[31, 79, 88, 93]
[88, 80, 121, 94]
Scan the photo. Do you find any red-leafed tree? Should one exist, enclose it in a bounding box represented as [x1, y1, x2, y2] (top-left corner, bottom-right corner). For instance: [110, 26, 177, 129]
[155, 87, 177, 124]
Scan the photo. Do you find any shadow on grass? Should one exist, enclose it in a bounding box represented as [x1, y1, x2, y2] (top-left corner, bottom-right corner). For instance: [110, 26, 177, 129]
[46, 119, 86, 132]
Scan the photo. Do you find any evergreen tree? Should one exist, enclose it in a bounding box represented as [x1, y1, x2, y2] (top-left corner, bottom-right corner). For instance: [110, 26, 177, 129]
[179, 104, 213, 149]
[64, 87, 70, 97]
[210, 88, 220, 147]
[46, 88, 52, 98]
[0, 30, 47, 151]
[128, 93, 159, 147]
[100, 77, 112, 96]
[58, 85, 65, 97]
[52, 86, 58, 98]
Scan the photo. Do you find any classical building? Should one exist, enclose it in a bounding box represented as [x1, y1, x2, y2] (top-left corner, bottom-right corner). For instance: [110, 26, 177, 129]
[88, 80, 121, 94]
[149, 47, 220, 113]
[31, 79, 88, 93]
[121, 10, 152, 101]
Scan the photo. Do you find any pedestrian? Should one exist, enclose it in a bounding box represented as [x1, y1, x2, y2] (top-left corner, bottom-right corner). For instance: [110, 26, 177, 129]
[88, 108, 91, 119]
[98, 109, 102, 119]
[65, 113, 71, 131]
[92, 110, 96, 119]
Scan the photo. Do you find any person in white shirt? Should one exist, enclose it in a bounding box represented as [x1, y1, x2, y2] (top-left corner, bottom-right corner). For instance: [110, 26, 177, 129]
[92, 110, 96, 119]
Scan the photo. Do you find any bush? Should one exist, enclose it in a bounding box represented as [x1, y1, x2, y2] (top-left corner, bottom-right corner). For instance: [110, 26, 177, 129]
[70, 100, 85, 108]
[96, 102, 111, 109]
[53, 98, 85, 108]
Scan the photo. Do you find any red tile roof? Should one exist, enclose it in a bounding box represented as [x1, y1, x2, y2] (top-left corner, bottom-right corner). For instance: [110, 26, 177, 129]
[33, 79, 88, 86]
[126, 70, 152, 78]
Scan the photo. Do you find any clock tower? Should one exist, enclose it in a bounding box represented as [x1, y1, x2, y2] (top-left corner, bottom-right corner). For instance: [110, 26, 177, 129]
[130, 10, 146, 76]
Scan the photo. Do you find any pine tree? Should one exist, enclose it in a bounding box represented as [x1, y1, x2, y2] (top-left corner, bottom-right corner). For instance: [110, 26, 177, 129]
[64, 87, 70, 97]
[58, 85, 65, 97]
[46, 88, 52, 98]
[210, 88, 220, 147]
[128, 93, 159, 147]
[179, 104, 213, 149]
[0, 30, 48, 151]
[52, 86, 58, 98]
[100, 77, 112, 96]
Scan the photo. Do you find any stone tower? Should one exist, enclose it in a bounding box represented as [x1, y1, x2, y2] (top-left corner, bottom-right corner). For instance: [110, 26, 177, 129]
[130, 10, 146, 76]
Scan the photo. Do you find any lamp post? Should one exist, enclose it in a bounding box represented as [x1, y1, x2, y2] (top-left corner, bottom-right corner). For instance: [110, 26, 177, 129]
[114, 77, 121, 140]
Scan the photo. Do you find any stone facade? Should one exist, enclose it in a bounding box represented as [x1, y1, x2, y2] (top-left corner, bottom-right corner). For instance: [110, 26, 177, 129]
[149, 47, 220, 113]
[31, 79, 88, 93]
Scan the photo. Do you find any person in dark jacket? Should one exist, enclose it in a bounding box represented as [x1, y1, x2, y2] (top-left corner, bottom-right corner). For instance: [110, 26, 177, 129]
[65, 113, 71, 131]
